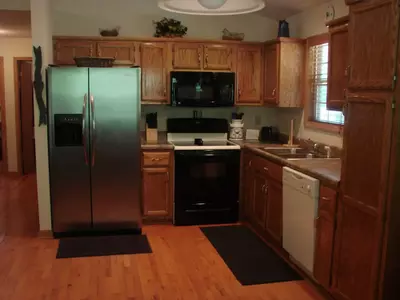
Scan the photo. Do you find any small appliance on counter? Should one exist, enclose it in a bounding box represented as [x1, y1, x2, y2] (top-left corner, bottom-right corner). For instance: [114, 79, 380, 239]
[229, 112, 244, 141]
[259, 126, 281, 143]
[145, 113, 158, 142]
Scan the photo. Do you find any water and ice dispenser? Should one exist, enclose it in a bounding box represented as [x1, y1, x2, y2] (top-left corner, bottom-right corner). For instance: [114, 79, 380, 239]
[54, 114, 83, 147]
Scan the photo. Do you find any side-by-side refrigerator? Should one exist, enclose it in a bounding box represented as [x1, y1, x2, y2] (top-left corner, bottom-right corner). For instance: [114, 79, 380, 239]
[47, 67, 142, 236]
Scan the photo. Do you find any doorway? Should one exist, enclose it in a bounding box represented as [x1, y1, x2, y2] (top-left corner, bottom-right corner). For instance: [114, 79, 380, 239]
[14, 58, 35, 175]
[0, 57, 6, 174]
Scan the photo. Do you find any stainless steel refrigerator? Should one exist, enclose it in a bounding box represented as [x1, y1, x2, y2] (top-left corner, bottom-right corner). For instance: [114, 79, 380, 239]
[47, 67, 142, 236]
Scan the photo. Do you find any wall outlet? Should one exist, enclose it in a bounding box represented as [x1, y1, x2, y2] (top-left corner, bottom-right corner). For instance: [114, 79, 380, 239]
[255, 115, 261, 126]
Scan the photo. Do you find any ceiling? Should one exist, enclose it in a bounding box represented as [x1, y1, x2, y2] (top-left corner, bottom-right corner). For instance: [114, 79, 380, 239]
[259, 0, 330, 19]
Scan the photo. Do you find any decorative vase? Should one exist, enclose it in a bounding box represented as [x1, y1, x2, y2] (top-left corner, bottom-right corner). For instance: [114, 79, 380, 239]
[230, 120, 244, 141]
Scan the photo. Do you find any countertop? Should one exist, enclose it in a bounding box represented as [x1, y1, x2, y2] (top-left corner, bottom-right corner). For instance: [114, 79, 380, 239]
[139, 137, 341, 188]
[235, 140, 341, 188]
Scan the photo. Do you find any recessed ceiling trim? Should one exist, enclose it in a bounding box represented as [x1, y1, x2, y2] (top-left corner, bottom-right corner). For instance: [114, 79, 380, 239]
[158, 0, 266, 16]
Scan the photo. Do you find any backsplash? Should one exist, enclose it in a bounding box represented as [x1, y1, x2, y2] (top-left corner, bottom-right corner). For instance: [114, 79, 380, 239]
[141, 105, 280, 131]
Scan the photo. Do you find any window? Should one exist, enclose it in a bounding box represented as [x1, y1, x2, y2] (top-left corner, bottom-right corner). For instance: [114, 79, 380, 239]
[305, 34, 344, 132]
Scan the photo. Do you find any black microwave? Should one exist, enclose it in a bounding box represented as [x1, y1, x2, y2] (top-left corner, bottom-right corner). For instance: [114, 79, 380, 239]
[170, 71, 235, 107]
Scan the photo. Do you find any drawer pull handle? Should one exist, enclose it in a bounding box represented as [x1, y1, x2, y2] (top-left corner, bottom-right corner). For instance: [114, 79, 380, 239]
[264, 167, 269, 172]
[151, 158, 162, 162]
[321, 196, 330, 201]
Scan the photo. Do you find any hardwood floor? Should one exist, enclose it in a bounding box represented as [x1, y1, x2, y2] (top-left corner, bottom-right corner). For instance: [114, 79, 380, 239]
[0, 174, 325, 300]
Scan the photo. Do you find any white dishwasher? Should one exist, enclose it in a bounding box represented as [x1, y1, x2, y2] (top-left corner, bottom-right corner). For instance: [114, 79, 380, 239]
[282, 167, 320, 275]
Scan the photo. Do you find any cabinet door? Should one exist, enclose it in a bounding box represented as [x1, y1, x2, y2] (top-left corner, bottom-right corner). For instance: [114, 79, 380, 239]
[236, 45, 262, 105]
[172, 43, 203, 70]
[332, 95, 392, 300]
[204, 44, 235, 71]
[54, 40, 95, 65]
[348, 0, 397, 90]
[140, 42, 168, 103]
[142, 167, 171, 218]
[97, 41, 138, 66]
[252, 172, 267, 229]
[327, 24, 349, 111]
[242, 153, 254, 219]
[263, 43, 279, 105]
[265, 180, 282, 244]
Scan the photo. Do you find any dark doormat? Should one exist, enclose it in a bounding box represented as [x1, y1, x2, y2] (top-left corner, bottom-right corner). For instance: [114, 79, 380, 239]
[56, 234, 152, 259]
[200, 225, 302, 285]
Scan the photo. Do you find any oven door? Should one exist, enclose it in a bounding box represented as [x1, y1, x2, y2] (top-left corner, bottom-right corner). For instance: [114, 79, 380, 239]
[174, 150, 240, 225]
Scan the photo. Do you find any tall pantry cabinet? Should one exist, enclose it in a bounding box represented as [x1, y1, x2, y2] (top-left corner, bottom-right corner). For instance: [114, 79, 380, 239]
[332, 1, 400, 300]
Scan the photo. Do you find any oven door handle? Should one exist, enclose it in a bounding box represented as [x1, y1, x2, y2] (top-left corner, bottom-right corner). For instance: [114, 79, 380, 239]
[175, 150, 239, 158]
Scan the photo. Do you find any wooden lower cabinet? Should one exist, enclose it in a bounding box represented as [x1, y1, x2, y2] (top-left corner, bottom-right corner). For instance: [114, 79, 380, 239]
[141, 150, 173, 222]
[242, 150, 283, 244]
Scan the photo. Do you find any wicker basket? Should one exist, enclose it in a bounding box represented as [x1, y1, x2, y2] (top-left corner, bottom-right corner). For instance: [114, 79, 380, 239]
[74, 57, 115, 68]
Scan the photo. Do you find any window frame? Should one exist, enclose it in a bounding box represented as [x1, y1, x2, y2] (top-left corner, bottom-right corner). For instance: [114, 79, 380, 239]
[304, 33, 344, 134]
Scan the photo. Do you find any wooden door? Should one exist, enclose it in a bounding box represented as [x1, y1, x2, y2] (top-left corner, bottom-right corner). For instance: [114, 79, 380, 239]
[252, 172, 267, 229]
[97, 41, 138, 66]
[204, 44, 234, 71]
[140, 42, 168, 103]
[332, 96, 393, 300]
[54, 40, 95, 65]
[263, 43, 279, 105]
[327, 17, 349, 111]
[348, 0, 397, 90]
[314, 186, 337, 289]
[19, 61, 35, 174]
[242, 152, 254, 220]
[172, 43, 203, 70]
[142, 167, 171, 218]
[236, 45, 262, 105]
[265, 180, 282, 244]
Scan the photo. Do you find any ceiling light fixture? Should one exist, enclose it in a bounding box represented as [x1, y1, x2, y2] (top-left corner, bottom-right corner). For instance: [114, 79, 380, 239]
[158, 0, 266, 16]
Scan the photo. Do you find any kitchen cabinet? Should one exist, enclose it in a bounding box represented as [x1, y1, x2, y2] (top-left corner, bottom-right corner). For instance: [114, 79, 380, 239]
[263, 38, 305, 107]
[172, 43, 203, 70]
[141, 151, 173, 222]
[314, 186, 337, 289]
[54, 39, 96, 65]
[331, 1, 399, 300]
[204, 44, 235, 71]
[140, 42, 169, 104]
[242, 150, 283, 244]
[265, 180, 282, 244]
[253, 172, 268, 229]
[263, 44, 278, 105]
[97, 41, 139, 66]
[327, 16, 349, 111]
[236, 45, 263, 105]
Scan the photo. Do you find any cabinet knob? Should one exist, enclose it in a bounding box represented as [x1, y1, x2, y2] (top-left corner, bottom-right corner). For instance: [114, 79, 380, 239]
[272, 88, 276, 97]
[248, 161, 252, 167]
[264, 167, 269, 172]
[265, 185, 269, 194]
[238, 89, 242, 96]
[262, 184, 266, 193]
[164, 88, 167, 96]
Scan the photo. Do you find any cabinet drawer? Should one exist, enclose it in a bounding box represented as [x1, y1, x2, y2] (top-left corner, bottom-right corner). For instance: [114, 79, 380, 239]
[253, 157, 282, 183]
[319, 186, 337, 220]
[142, 152, 170, 166]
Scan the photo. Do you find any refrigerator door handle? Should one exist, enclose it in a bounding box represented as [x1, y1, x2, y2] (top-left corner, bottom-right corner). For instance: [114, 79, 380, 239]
[90, 94, 96, 167]
[82, 93, 88, 165]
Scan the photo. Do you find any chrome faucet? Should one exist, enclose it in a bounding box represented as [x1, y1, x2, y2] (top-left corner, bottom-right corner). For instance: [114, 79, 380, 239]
[325, 146, 332, 158]
[313, 143, 319, 151]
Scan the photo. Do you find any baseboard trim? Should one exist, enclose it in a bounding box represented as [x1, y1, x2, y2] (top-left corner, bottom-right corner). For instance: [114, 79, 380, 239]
[38, 230, 53, 239]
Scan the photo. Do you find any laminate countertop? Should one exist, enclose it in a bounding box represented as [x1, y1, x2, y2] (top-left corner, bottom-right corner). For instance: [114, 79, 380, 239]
[141, 132, 173, 150]
[235, 140, 341, 189]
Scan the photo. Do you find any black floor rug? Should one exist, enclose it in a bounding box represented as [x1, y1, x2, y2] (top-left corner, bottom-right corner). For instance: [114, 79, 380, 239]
[201, 225, 302, 286]
[56, 234, 152, 259]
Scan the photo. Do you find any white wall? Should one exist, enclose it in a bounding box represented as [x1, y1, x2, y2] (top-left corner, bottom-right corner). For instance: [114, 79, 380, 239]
[277, 0, 349, 148]
[0, 37, 32, 172]
[51, 0, 277, 41]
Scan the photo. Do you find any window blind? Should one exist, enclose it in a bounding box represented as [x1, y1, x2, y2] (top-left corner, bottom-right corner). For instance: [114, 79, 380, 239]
[309, 43, 344, 125]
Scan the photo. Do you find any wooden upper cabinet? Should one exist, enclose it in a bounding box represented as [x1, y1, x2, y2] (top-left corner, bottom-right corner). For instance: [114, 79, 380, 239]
[140, 42, 168, 103]
[204, 44, 235, 71]
[236, 45, 262, 105]
[348, 0, 397, 90]
[327, 16, 349, 111]
[172, 43, 203, 70]
[97, 41, 139, 66]
[142, 167, 171, 218]
[54, 40, 95, 65]
[263, 38, 304, 108]
[263, 43, 278, 105]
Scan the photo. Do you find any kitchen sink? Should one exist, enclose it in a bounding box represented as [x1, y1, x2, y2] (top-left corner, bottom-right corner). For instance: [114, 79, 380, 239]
[262, 148, 329, 160]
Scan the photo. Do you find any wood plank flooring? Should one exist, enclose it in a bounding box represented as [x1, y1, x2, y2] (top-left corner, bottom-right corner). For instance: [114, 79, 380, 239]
[0, 174, 326, 300]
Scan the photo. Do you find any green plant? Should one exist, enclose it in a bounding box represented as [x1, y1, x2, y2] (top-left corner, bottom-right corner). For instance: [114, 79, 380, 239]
[153, 18, 188, 38]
